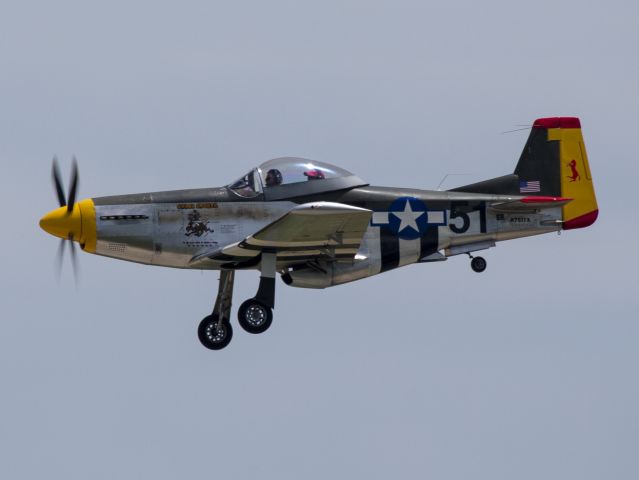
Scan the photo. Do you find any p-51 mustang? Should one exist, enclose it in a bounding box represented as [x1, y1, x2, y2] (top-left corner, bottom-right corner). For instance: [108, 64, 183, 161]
[40, 117, 598, 350]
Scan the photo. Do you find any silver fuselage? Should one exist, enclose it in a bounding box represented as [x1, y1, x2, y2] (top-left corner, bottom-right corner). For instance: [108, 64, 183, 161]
[92, 186, 561, 286]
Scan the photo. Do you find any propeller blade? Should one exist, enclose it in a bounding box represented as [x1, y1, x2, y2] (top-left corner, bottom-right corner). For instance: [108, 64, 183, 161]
[68, 236, 79, 282]
[67, 157, 79, 212]
[52, 157, 67, 208]
[50, 158, 82, 284]
[56, 237, 66, 278]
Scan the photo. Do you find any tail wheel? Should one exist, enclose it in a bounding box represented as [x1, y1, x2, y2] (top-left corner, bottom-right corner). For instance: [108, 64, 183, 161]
[198, 314, 233, 350]
[238, 299, 273, 334]
[471, 256, 487, 273]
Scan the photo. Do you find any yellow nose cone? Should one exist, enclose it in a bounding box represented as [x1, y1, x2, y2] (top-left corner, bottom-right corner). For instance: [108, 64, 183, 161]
[40, 205, 82, 240]
[39, 199, 97, 252]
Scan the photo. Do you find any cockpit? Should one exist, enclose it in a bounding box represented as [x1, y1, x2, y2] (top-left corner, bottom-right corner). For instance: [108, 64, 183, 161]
[228, 157, 368, 200]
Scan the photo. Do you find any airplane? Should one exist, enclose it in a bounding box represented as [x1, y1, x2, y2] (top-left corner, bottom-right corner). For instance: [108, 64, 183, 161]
[40, 117, 598, 350]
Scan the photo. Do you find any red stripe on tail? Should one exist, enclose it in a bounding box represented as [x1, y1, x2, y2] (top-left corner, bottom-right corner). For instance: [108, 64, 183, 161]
[563, 210, 599, 230]
[533, 117, 581, 129]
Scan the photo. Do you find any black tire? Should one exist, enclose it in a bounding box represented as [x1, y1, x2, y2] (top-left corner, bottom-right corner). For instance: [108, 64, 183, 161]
[237, 299, 273, 334]
[198, 314, 233, 350]
[471, 256, 487, 273]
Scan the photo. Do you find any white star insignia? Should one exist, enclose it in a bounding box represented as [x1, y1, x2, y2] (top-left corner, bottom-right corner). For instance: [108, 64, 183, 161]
[393, 201, 424, 232]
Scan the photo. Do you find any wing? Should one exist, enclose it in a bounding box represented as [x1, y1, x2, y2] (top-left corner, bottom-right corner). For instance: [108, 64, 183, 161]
[190, 202, 372, 267]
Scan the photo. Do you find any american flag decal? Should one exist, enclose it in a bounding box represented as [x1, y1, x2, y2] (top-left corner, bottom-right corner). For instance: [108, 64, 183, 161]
[520, 180, 540, 193]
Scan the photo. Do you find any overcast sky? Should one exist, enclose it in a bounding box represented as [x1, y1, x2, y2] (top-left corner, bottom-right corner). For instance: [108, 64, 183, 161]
[1, 1, 638, 479]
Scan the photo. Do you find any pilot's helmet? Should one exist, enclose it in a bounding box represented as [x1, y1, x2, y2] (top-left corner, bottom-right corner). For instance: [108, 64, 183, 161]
[304, 168, 325, 180]
[265, 168, 283, 187]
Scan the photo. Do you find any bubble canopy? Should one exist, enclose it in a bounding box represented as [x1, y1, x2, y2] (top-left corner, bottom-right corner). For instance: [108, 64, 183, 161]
[228, 157, 367, 200]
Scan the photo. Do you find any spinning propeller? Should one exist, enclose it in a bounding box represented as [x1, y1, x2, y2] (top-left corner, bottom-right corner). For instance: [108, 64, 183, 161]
[43, 157, 81, 279]
[52, 156, 79, 214]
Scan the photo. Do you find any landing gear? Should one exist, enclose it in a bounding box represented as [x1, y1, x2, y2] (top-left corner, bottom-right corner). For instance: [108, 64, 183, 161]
[197, 252, 278, 350]
[238, 299, 273, 334]
[198, 314, 233, 350]
[238, 251, 276, 334]
[470, 255, 487, 273]
[198, 270, 235, 350]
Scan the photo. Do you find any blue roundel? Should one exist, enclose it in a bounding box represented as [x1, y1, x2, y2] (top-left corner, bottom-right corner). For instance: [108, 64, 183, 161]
[387, 197, 429, 240]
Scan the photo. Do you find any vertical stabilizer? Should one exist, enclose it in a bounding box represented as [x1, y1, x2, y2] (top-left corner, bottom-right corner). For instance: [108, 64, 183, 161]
[515, 117, 598, 230]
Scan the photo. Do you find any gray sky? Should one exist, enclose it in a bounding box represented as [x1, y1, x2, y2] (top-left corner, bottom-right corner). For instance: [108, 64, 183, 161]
[1, 1, 638, 478]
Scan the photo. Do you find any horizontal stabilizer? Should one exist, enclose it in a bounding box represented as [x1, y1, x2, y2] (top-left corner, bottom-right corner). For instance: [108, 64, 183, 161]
[490, 196, 572, 212]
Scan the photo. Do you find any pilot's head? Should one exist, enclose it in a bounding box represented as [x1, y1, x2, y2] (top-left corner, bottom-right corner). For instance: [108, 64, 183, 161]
[265, 168, 283, 187]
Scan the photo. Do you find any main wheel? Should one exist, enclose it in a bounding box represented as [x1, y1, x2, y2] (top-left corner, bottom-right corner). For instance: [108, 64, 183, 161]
[471, 256, 487, 273]
[198, 314, 233, 350]
[237, 299, 273, 334]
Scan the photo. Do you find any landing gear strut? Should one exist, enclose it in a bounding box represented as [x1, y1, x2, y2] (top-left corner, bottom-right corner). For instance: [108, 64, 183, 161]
[469, 254, 487, 273]
[198, 270, 234, 350]
[198, 252, 277, 350]
[238, 252, 275, 334]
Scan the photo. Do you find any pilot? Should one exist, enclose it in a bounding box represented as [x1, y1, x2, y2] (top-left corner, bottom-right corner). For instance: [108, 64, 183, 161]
[304, 168, 325, 180]
[265, 168, 283, 187]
